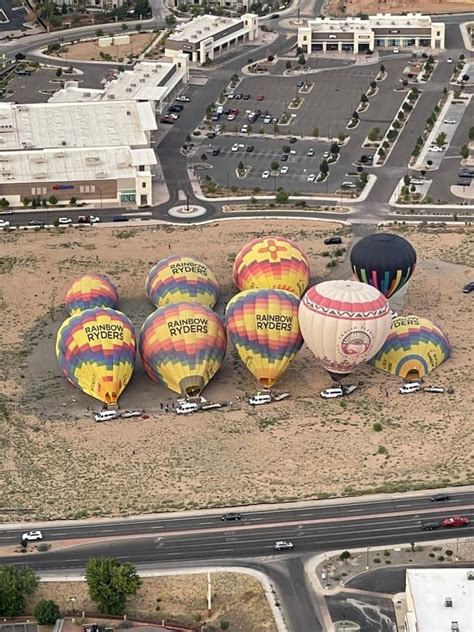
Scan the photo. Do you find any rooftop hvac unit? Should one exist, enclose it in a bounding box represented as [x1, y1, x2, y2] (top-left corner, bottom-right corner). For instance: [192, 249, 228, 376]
[140, 78, 146, 82]
[95, 171, 108, 179]
[0, 157, 10, 162]
[86, 157, 101, 164]
[467, 572, 474, 580]
[117, 161, 129, 168]
[152, 68, 158, 73]
[131, 82, 137, 87]
[126, 87, 132, 92]
[144, 73, 150, 77]
[31, 157, 47, 164]
[1, 170, 12, 176]
[17, 105, 29, 111]
[126, 110, 131, 115]
[107, 94, 116, 99]
[54, 152, 66, 158]
[84, 92, 91, 97]
[61, 140, 67, 146]
[33, 172, 48, 179]
[445, 598, 453, 608]
[451, 623, 459, 632]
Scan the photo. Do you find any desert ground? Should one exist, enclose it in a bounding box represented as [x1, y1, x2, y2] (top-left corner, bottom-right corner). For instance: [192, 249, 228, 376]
[327, 0, 474, 15]
[24, 572, 277, 631]
[57, 32, 157, 62]
[0, 219, 473, 521]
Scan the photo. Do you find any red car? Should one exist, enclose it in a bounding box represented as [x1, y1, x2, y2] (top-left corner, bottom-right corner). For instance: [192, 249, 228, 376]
[441, 515, 469, 528]
[256, 95, 265, 101]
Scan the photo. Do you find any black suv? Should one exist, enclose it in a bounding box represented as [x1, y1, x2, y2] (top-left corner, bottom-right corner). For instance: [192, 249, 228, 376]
[422, 521, 441, 531]
[463, 282, 474, 294]
[220, 512, 242, 522]
[429, 493, 450, 502]
[324, 236, 342, 245]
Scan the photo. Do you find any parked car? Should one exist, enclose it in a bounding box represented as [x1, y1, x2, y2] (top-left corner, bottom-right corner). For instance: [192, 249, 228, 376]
[323, 151, 330, 158]
[297, 80, 304, 88]
[264, 115, 272, 123]
[95, 410, 118, 422]
[29, 219, 45, 226]
[212, 148, 221, 156]
[160, 116, 174, 125]
[256, 95, 265, 101]
[280, 166, 289, 175]
[463, 281, 474, 293]
[262, 170, 270, 179]
[410, 178, 426, 185]
[446, 57, 453, 63]
[274, 540, 293, 551]
[58, 217, 72, 225]
[240, 124, 249, 133]
[281, 154, 288, 161]
[459, 169, 474, 177]
[393, 48, 399, 54]
[342, 181, 357, 189]
[269, 13, 280, 19]
[231, 143, 239, 152]
[243, 94, 250, 100]
[399, 382, 421, 394]
[77, 215, 100, 224]
[0, 220, 10, 228]
[429, 493, 450, 502]
[176, 95, 190, 102]
[320, 386, 344, 399]
[207, 132, 216, 138]
[324, 236, 342, 245]
[22, 530, 43, 542]
[289, 137, 297, 144]
[249, 393, 272, 405]
[112, 215, 129, 222]
[221, 512, 242, 521]
[234, 93, 243, 100]
[428, 145, 443, 152]
[246, 145, 254, 152]
[307, 173, 316, 182]
[441, 516, 469, 528]
[443, 119, 456, 124]
[227, 113, 236, 121]
[307, 148, 315, 157]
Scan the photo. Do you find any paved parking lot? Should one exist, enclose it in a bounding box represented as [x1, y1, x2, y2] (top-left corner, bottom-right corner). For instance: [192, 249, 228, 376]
[225, 65, 378, 137]
[194, 135, 361, 194]
[0, 0, 28, 32]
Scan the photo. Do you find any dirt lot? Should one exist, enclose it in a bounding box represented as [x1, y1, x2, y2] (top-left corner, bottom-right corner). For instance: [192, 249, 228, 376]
[57, 32, 157, 62]
[24, 573, 277, 631]
[0, 220, 473, 521]
[327, 0, 474, 15]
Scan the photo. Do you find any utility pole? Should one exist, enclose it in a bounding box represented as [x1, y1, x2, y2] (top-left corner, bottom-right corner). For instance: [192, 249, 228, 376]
[207, 571, 212, 617]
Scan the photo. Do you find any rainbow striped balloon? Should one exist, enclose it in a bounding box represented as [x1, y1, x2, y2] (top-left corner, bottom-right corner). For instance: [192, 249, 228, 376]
[370, 315, 451, 379]
[139, 302, 227, 397]
[65, 274, 118, 315]
[233, 236, 310, 298]
[56, 307, 136, 405]
[145, 256, 219, 309]
[226, 289, 303, 387]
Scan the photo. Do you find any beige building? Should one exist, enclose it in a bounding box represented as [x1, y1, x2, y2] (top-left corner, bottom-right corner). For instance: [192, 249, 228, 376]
[168, 0, 251, 11]
[165, 14, 258, 64]
[49, 57, 190, 114]
[298, 14, 445, 55]
[0, 101, 157, 207]
[55, 0, 125, 9]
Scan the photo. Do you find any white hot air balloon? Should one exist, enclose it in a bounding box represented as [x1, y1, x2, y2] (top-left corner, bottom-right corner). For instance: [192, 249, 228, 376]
[298, 280, 392, 380]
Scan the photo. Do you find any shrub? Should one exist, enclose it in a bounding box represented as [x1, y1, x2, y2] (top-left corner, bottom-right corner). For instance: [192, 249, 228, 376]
[339, 550, 351, 562]
[445, 549, 453, 556]
[220, 622, 230, 631]
[34, 600, 60, 625]
[373, 422, 383, 432]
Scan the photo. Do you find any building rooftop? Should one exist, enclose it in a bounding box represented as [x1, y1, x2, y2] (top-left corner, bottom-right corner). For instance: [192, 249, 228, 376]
[0, 100, 156, 151]
[369, 12, 433, 27]
[309, 18, 372, 33]
[307, 13, 433, 29]
[406, 569, 474, 632]
[168, 14, 243, 43]
[0, 146, 157, 184]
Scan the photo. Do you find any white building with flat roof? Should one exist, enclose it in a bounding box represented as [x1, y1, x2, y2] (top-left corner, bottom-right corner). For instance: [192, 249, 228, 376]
[49, 58, 189, 114]
[0, 100, 156, 151]
[0, 146, 156, 207]
[405, 569, 474, 632]
[298, 13, 445, 54]
[165, 13, 258, 64]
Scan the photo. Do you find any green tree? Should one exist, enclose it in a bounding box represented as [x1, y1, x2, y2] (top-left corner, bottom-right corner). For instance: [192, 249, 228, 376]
[468, 126, 474, 141]
[134, 0, 151, 17]
[367, 127, 380, 142]
[330, 142, 339, 155]
[312, 127, 319, 138]
[338, 132, 346, 142]
[55, 67, 62, 78]
[34, 600, 60, 625]
[136, 23, 142, 32]
[121, 23, 128, 30]
[0, 566, 39, 616]
[436, 132, 447, 147]
[370, 80, 376, 90]
[403, 175, 411, 186]
[165, 14, 176, 27]
[275, 188, 289, 204]
[460, 144, 469, 159]
[298, 54, 305, 66]
[339, 550, 351, 562]
[319, 159, 329, 175]
[95, 28, 104, 36]
[271, 160, 279, 171]
[48, 195, 58, 205]
[360, 93, 368, 104]
[86, 558, 142, 615]
[0, 197, 9, 209]
[238, 160, 244, 171]
[22, 197, 31, 207]
[282, 145, 290, 153]
[379, 63, 385, 74]
[285, 60, 291, 70]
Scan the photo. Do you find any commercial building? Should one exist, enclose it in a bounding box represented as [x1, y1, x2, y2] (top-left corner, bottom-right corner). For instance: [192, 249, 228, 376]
[165, 14, 258, 64]
[0, 100, 157, 207]
[49, 58, 189, 114]
[298, 14, 445, 55]
[54, 0, 125, 10]
[405, 568, 474, 632]
[168, 0, 251, 11]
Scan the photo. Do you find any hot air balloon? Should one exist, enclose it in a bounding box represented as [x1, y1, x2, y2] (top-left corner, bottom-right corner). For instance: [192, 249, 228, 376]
[298, 280, 392, 380]
[226, 289, 303, 388]
[350, 233, 416, 298]
[370, 315, 451, 379]
[65, 274, 118, 315]
[139, 302, 226, 397]
[233, 236, 310, 298]
[145, 256, 219, 309]
[56, 307, 136, 405]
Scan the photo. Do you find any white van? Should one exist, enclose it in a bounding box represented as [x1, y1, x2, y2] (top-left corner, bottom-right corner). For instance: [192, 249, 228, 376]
[399, 382, 421, 394]
[176, 401, 199, 415]
[249, 393, 272, 406]
[320, 386, 344, 399]
[216, 105, 224, 115]
[95, 410, 118, 422]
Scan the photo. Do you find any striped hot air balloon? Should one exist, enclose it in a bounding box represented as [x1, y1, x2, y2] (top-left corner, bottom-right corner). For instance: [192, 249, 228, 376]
[226, 289, 303, 387]
[139, 302, 227, 397]
[65, 274, 118, 315]
[370, 315, 451, 379]
[298, 280, 392, 380]
[145, 256, 219, 309]
[233, 236, 310, 298]
[56, 307, 136, 405]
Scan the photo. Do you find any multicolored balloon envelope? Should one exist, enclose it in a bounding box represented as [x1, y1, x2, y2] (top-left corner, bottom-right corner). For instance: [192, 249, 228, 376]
[226, 289, 303, 388]
[139, 302, 227, 397]
[370, 315, 451, 379]
[298, 280, 392, 380]
[233, 236, 310, 298]
[56, 308, 136, 405]
[350, 233, 417, 298]
[65, 274, 119, 315]
[146, 256, 219, 309]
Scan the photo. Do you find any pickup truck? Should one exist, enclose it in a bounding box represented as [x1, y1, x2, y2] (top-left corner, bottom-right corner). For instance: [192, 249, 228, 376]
[78, 215, 100, 224]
